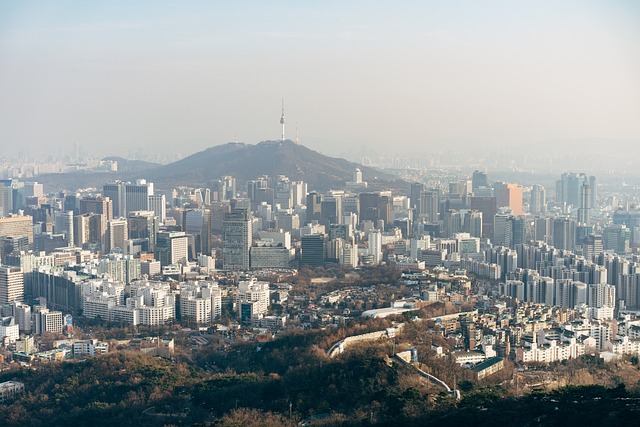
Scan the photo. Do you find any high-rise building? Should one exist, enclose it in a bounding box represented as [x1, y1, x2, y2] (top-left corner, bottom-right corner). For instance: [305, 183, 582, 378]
[156, 231, 189, 267]
[343, 195, 360, 218]
[222, 208, 252, 270]
[306, 192, 323, 223]
[128, 211, 159, 252]
[359, 193, 380, 223]
[0, 266, 23, 304]
[321, 193, 343, 226]
[73, 214, 91, 248]
[511, 216, 526, 247]
[79, 196, 112, 249]
[107, 218, 128, 253]
[80, 195, 113, 221]
[0, 216, 34, 249]
[218, 176, 236, 201]
[291, 181, 307, 208]
[530, 184, 546, 215]
[183, 208, 212, 256]
[0, 181, 13, 217]
[534, 217, 553, 244]
[464, 210, 483, 238]
[553, 218, 575, 251]
[148, 194, 166, 224]
[301, 233, 325, 267]
[556, 173, 596, 208]
[24, 182, 44, 198]
[54, 210, 74, 247]
[584, 234, 604, 260]
[103, 181, 126, 219]
[368, 229, 383, 264]
[472, 170, 489, 192]
[493, 213, 513, 247]
[237, 277, 270, 324]
[470, 196, 497, 239]
[340, 243, 358, 268]
[444, 209, 462, 238]
[410, 182, 424, 213]
[125, 180, 154, 215]
[103, 180, 154, 218]
[419, 189, 439, 222]
[377, 196, 392, 230]
[32, 306, 63, 334]
[577, 181, 592, 225]
[63, 193, 80, 215]
[274, 175, 293, 209]
[603, 224, 630, 255]
[495, 182, 523, 216]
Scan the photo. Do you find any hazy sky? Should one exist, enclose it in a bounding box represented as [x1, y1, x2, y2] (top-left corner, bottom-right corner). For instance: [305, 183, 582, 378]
[1, 1, 639, 160]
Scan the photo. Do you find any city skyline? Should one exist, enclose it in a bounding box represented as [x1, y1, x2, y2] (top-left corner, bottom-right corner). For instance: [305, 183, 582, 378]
[1, 1, 639, 162]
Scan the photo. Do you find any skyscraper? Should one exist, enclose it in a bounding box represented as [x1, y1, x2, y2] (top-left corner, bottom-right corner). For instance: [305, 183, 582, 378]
[556, 173, 596, 208]
[125, 180, 154, 215]
[472, 170, 489, 192]
[222, 208, 252, 270]
[274, 175, 293, 209]
[107, 218, 128, 253]
[577, 181, 592, 225]
[103, 181, 126, 218]
[0, 266, 23, 304]
[301, 233, 325, 267]
[359, 192, 380, 223]
[464, 210, 483, 238]
[471, 196, 497, 239]
[156, 231, 189, 267]
[495, 182, 523, 216]
[419, 189, 439, 222]
[444, 209, 462, 238]
[73, 214, 91, 248]
[0, 181, 13, 217]
[128, 211, 159, 252]
[410, 182, 424, 213]
[553, 218, 575, 251]
[0, 216, 34, 249]
[148, 194, 167, 224]
[54, 210, 74, 247]
[306, 192, 323, 223]
[103, 180, 154, 218]
[530, 184, 546, 215]
[493, 213, 513, 247]
[368, 229, 383, 264]
[80, 195, 113, 221]
[183, 208, 212, 256]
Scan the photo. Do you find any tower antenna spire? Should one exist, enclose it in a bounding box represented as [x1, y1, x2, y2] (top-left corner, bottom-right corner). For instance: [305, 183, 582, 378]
[296, 122, 299, 145]
[280, 98, 285, 142]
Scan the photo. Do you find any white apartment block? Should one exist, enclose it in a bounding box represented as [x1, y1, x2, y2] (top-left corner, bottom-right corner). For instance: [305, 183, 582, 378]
[0, 317, 19, 343]
[180, 281, 222, 324]
[237, 277, 270, 318]
[605, 336, 640, 356]
[32, 308, 63, 334]
[516, 337, 585, 363]
[80, 280, 175, 326]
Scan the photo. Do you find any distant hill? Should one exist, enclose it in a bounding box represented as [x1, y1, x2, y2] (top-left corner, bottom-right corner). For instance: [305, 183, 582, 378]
[35, 140, 407, 193]
[144, 140, 405, 192]
[101, 156, 160, 173]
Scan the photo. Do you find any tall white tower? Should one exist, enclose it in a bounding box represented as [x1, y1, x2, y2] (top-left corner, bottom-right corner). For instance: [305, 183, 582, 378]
[280, 99, 285, 141]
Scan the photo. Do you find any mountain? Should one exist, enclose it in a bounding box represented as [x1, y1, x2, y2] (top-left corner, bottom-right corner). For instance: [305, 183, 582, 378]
[35, 140, 407, 193]
[144, 140, 405, 192]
